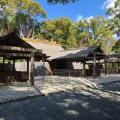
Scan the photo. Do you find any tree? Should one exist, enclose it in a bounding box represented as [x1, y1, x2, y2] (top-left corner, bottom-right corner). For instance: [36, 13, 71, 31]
[112, 39, 120, 53]
[0, 0, 15, 36]
[13, 0, 47, 38]
[0, 0, 47, 38]
[106, 0, 120, 37]
[106, 0, 120, 53]
[47, 0, 79, 4]
[38, 17, 76, 48]
[75, 19, 92, 47]
[76, 16, 114, 53]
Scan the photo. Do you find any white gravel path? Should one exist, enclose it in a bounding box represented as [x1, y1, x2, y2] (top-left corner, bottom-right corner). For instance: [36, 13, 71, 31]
[0, 74, 120, 104]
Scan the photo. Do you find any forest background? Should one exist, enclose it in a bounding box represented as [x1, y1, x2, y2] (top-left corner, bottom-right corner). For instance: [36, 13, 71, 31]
[0, 0, 120, 54]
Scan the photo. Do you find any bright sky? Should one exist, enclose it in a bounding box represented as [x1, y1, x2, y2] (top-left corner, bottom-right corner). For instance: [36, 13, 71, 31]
[36, 0, 117, 22]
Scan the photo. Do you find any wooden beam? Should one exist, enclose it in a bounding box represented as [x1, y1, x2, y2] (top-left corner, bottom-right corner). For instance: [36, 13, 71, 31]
[0, 45, 42, 53]
[85, 56, 105, 59]
[92, 52, 106, 55]
[0, 52, 31, 57]
[30, 51, 34, 85]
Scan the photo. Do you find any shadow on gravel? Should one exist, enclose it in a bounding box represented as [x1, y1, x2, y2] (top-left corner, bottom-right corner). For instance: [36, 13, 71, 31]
[99, 82, 120, 91]
[0, 82, 120, 120]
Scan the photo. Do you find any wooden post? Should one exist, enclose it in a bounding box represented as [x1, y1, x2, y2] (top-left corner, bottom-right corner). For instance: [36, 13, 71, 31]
[27, 58, 29, 79]
[42, 55, 45, 82]
[118, 63, 119, 74]
[99, 59, 101, 76]
[93, 53, 96, 78]
[68, 59, 70, 77]
[30, 51, 34, 85]
[105, 55, 107, 75]
[2, 57, 5, 71]
[83, 61, 86, 77]
[13, 59, 15, 71]
[109, 62, 110, 76]
[54, 61, 56, 75]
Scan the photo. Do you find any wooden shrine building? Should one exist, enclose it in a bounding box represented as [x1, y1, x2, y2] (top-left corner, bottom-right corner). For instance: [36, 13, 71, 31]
[48, 46, 107, 78]
[0, 32, 42, 85]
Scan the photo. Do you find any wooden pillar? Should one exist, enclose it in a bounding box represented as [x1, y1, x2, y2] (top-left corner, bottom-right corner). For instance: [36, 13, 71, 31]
[42, 55, 45, 82]
[68, 59, 70, 77]
[99, 59, 101, 76]
[30, 51, 34, 85]
[105, 55, 107, 75]
[118, 60, 120, 73]
[13, 59, 15, 71]
[93, 53, 96, 78]
[109, 62, 110, 76]
[118, 63, 119, 74]
[112, 58, 114, 74]
[27, 58, 29, 79]
[54, 61, 56, 75]
[83, 61, 86, 77]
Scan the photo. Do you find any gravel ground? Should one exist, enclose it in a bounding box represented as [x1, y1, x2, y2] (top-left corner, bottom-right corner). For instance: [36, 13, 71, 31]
[0, 82, 120, 120]
[0, 74, 120, 104]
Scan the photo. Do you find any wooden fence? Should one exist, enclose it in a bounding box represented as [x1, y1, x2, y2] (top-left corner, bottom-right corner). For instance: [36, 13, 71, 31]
[52, 69, 101, 77]
[0, 71, 28, 83]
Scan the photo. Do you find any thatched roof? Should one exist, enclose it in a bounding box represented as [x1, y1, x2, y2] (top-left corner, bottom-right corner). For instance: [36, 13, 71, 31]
[48, 46, 105, 60]
[23, 39, 64, 57]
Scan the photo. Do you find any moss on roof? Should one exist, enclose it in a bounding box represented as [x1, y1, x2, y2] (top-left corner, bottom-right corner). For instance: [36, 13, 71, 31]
[23, 38, 61, 46]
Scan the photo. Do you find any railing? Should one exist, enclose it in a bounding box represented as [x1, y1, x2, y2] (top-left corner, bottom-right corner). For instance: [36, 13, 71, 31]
[0, 71, 28, 83]
[52, 69, 101, 77]
[100, 69, 120, 74]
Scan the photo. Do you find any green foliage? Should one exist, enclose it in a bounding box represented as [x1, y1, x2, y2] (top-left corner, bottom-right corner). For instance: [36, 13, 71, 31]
[34, 15, 115, 52]
[106, 0, 120, 53]
[38, 17, 76, 48]
[112, 39, 120, 53]
[75, 16, 114, 53]
[66, 35, 76, 47]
